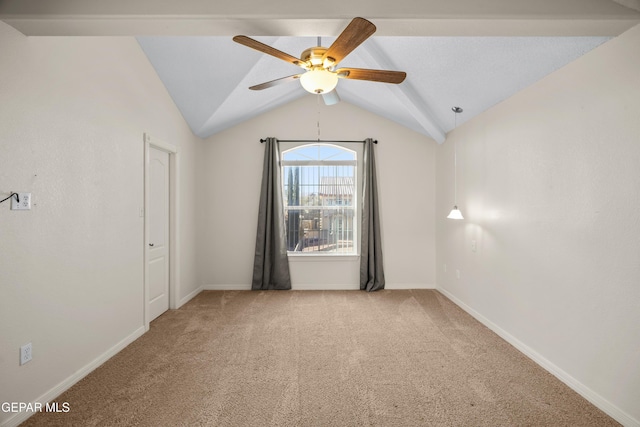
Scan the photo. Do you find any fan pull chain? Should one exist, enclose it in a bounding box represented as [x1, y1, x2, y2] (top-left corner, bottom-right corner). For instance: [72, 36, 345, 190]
[317, 94, 321, 141]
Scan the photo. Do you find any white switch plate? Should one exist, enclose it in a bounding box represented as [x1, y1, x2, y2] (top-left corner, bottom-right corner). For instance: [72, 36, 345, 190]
[11, 193, 31, 210]
[20, 342, 32, 365]
[471, 240, 477, 252]
[456, 269, 461, 279]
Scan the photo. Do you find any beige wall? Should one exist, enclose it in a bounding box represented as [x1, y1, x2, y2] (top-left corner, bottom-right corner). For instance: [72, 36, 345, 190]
[200, 95, 437, 289]
[436, 24, 640, 424]
[0, 22, 201, 426]
[2, 13, 638, 427]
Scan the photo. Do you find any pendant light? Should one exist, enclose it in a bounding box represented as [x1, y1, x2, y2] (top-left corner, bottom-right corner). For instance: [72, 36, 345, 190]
[447, 107, 464, 220]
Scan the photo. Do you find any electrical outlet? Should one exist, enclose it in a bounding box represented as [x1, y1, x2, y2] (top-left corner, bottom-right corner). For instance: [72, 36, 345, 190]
[11, 193, 32, 210]
[20, 342, 32, 365]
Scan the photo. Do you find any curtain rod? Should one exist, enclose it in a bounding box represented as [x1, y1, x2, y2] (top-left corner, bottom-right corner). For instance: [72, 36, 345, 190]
[260, 138, 377, 144]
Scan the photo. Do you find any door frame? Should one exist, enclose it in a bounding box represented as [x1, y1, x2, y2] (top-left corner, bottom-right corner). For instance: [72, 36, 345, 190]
[143, 133, 180, 331]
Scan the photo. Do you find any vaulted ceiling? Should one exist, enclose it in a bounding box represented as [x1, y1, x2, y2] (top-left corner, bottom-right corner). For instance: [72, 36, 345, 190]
[2, 0, 639, 143]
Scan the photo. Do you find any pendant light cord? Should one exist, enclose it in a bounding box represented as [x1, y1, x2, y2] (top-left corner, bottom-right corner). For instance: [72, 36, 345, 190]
[453, 110, 458, 205]
[447, 106, 464, 219]
[452, 106, 462, 206]
[454, 137, 458, 205]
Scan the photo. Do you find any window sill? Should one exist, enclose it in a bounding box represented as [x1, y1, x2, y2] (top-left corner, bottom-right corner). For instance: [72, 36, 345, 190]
[287, 253, 360, 262]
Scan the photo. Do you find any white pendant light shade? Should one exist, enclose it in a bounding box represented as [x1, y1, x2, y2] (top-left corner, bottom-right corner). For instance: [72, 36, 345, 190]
[447, 206, 464, 220]
[300, 69, 339, 94]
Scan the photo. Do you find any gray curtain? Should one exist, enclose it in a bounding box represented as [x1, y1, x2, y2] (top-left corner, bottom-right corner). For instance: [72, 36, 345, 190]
[252, 137, 292, 290]
[360, 138, 385, 291]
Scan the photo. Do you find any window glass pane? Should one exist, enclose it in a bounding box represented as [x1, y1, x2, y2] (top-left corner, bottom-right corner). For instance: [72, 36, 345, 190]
[283, 144, 355, 161]
[282, 144, 356, 254]
[316, 145, 355, 161]
[282, 151, 311, 161]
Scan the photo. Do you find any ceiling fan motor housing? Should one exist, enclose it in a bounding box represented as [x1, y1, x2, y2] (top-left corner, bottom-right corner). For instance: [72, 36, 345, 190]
[301, 47, 336, 70]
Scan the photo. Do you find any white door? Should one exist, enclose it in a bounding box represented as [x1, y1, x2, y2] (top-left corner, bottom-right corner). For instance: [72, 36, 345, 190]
[148, 147, 170, 321]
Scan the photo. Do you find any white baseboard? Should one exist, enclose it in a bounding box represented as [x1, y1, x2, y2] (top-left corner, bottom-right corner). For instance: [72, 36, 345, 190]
[1, 325, 146, 427]
[293, 283, 359, 290]
[385, 283, 436, 290]
[203, 284, 251, 291]
[437, 287, 639, 427]
[202, 284, 358, 290]
[177, 285, 203, 308]
[202, 284, 436, 291]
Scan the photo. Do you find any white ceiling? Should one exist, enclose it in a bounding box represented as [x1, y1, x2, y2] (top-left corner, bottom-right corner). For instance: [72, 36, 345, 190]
[137, 35, 611, 141]
[2, 0, 639, 143]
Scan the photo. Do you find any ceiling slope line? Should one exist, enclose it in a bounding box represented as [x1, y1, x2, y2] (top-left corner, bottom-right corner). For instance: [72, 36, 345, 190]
[198, 96, 304, 137]
[195, 38, 304, 137]
[335, 87, 430, 136]
[356, 40, 446, 143]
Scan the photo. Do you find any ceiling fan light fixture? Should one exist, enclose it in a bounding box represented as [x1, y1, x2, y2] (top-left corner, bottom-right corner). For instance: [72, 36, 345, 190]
[300, 69, 338, 94]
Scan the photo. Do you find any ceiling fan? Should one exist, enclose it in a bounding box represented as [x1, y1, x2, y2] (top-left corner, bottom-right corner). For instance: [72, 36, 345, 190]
[233, 17, 407, 105]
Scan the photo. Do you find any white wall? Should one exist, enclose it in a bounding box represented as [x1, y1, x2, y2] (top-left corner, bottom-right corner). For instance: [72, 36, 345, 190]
[200, 95, 436, 290]
[436, 24, 640, 425]
[0, 22, 201, 426]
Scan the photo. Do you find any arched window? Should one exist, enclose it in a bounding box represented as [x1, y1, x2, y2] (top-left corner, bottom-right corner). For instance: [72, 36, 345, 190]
[281, 144, 357, 254]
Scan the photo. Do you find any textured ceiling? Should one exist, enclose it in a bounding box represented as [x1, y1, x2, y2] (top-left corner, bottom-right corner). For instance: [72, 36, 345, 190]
[2, 0, 638, 143]
[136, 35, 611, 142]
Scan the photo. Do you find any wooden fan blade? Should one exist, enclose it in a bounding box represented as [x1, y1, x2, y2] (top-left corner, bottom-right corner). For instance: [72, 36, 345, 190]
[323, 17, 376, 66]
[336, 68, 407, 84]
[249, 74, 302, 90]
[322, 89, 341, 106]
[233, 35, 308, 69]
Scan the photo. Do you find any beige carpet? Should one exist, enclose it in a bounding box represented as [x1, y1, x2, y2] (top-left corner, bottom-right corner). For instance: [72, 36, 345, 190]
[23, 290, 617, 426]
